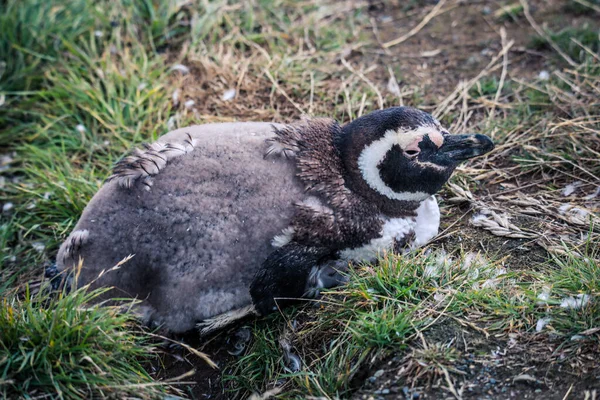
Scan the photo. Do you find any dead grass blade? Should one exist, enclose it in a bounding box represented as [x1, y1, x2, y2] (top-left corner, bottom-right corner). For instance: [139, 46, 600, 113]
[341, 58, 384, 109]
[520, 0, 578, 67]
[383, 0, 450, 48]
[146, 333, 218, 369]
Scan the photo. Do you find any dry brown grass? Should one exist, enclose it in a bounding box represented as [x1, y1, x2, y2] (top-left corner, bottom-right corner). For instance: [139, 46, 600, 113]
[167, 0, 388, 127]
[440, 56, 600, 258]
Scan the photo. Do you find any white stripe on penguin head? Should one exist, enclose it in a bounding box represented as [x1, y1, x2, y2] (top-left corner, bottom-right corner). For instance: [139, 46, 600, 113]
[357, 126, 443, 201]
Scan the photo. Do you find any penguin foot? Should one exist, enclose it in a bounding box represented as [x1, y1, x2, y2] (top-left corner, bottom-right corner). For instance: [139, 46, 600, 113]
[279, 338, 302, 372]
[44, 262, 59, 280]
[43, 261, 73, 295]
[44, 262, 64, 292]
[227, 326, 252, 356]
[304, 259, 349, 298]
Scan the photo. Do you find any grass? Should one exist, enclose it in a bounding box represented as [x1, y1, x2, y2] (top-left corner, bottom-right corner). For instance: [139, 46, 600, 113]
[0, 0, 200, 397]
[493, 3, 524, 22]
[541, 240, 600, 336]
[1, 0, 599, 398]
[0, 0, 101, 93]
[0, 271, 165, 399]
[529, 25, 600, 63]
[562, 0, 600, 15]
[226, 240, 600, 398]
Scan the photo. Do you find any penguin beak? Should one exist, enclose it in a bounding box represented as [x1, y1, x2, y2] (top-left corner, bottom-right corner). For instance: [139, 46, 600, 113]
[438, 134, 494, 161]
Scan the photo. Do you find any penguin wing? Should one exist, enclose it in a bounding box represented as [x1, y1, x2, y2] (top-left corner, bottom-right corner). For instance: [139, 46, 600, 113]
[249, 243, 334, 315]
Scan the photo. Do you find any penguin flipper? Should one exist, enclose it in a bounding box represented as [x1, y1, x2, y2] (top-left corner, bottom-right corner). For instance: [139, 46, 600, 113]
[250, 243, 343, 316]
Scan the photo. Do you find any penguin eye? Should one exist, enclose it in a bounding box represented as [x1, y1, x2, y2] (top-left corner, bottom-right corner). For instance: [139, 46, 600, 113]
[405, 149, 420, 158]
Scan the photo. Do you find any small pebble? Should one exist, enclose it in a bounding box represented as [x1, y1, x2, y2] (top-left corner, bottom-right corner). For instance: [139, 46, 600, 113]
[3, 202, 13, 213]
[169, 64, 190, 74]
[275, 378, 286, 387]
[287, 356, 302, 372]
[490, 378, 497, 384]
[538, 70, 550, 80]
[167, 116, 177, 131]
[373, 369, 384, 378]
[222, 88, 236, 101]
[32, 242, 46, 253]
[1, 153, 14, 166]
[535, 389, 542, 393]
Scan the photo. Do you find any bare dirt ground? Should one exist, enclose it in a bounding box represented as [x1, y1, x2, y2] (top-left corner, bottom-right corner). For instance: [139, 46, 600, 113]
[152, 1, 600, 398]
[351, 319, 599, 399]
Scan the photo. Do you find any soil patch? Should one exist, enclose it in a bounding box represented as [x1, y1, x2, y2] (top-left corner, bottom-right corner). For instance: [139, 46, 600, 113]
[351, 320, 600, 399]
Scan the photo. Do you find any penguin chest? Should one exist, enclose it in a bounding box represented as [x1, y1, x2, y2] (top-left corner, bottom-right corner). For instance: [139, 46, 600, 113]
[338, 196, 440, 262]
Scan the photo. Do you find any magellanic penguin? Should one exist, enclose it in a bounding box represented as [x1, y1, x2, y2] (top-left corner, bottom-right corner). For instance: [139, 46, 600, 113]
[56, 107, 494, 333]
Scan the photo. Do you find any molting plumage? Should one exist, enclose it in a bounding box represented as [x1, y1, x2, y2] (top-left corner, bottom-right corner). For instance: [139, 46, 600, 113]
[56, 107, 494, 333]
[108, 133, 196, 189]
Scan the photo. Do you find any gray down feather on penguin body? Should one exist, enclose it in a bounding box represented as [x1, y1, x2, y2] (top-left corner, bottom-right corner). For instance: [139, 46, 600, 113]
[57, 122, 305, 333]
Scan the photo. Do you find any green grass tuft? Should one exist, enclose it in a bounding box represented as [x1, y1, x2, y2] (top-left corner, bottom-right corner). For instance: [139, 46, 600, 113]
[0, 0, 102, 93]
[226, 250, 522, 397]
[539, 237, 600, 337]
[0, 279, 166, 399]
[226, 240, 600, 397]
[529, 25, 600, 63]
[494, 3, 524, 22]
[562, 0, 600, 15]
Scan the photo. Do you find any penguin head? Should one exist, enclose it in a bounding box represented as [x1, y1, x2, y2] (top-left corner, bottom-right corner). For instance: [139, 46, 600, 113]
[336, 107, 494, 205]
